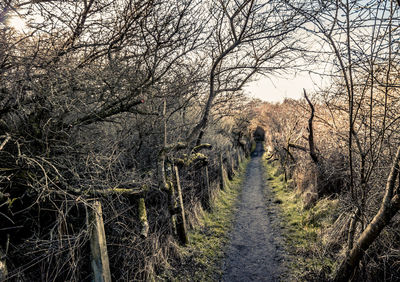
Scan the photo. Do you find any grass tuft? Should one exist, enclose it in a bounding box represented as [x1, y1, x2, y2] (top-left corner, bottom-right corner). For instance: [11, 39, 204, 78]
[173, 160, 249, 281]
[263, 158, 338, 280]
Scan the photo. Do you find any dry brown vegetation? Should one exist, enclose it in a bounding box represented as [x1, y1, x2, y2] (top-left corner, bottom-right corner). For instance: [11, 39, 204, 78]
[255, 1, 400, 280]
[1, 0, 400, 281]
[256, 87, 400, 280]
[0, 0, 305, 280]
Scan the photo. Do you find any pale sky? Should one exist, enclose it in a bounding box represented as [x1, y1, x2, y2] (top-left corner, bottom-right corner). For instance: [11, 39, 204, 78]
[244, 72, 323, 103]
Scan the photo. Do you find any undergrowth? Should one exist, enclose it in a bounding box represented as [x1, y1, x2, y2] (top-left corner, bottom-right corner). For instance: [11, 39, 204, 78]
[172, 159, 249, 281]
[264, 158, 339, 281]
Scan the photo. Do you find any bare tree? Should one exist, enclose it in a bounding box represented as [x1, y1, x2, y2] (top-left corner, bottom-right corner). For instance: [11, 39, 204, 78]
[285, 0, 400, 279]
[188, 0, 304, 145]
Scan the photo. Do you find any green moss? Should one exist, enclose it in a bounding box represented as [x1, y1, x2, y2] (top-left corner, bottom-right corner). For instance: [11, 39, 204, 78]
[263, 159, 338, 279]
[7, 198, 17, 209]
[138, 197, 147, 223]
[174, 160, 249, 281]
[176, 153, 208, 167]
[192, 143, 212, 153]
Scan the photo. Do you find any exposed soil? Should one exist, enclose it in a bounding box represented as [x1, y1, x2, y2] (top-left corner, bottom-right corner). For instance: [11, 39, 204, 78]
[222, 142, 286, 281]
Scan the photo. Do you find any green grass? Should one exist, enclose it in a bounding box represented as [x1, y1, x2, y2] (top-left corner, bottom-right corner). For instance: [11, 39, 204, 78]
[175, 160, 249, 281]
[263, 158, 338, 280]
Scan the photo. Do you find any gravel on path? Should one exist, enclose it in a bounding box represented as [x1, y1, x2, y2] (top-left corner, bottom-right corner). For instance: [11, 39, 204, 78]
[222, 142, 286, 282]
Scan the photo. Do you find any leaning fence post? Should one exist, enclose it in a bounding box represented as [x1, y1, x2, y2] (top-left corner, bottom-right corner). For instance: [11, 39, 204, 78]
[173, 165, 189, 245]
[202, 165, 211, 210]
[167, 176, 178, 237]
[229, 151, 236, 179]
[138, 197, 149, 238]
[226, 151, 233, 181]
[166, 164, 178, 236]
[236, 149, 241, 166]
[240, 149, 244, 162]
[89, 200, 111, 282]
[219, 152, 226, 190]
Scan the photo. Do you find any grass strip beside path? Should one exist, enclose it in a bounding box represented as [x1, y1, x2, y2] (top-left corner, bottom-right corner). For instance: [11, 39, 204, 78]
[175, 160, 249, 281]
[263, 159, 339, 281]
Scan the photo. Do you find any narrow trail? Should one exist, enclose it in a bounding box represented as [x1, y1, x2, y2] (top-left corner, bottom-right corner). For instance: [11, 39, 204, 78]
[222, 142, 286, 282]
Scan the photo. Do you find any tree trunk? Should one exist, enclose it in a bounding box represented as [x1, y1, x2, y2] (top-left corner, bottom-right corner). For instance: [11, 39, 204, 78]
[158, 98, 168, 192]
[89, 201, 111, 282]
[334, 145, 400, 281]
[346, 208, 360, 255]
[304, 89, 318, 164]
[334, 196, 400, 281]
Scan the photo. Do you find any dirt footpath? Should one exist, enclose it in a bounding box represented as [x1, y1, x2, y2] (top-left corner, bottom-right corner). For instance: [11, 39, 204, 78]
[222, 142, 286, 282]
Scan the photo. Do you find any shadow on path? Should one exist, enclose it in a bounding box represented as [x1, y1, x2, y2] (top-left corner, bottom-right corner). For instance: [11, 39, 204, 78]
[222, 142, 286, 282]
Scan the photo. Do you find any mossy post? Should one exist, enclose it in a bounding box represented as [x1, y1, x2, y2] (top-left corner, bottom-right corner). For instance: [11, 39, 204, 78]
[167, 165, 178, 236]
[226, 151, 233, 180]
[202, 165, 211, 210]
[138, 197, 149, 238]
[236, 149, 241, 166]
[230, 151, 236, 178]
[219, 152, 226, 190]
[89, 200, 111, 282]
[0, 247, 7, 281]
[173, 165, 189, 245]
[167, 175, 178, 236]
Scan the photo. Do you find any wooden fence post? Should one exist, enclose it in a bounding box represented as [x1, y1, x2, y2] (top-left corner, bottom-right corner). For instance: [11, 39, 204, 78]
[240, 149, 245, 161]
[173, 166, 189, 245]
[89, 200, 111, 282]
[138, 197, 149, 238]
[219, 152, 226, 190]
[167, 164, 178, 236]
[202, 165, 211, 210]
[0, 247, 7, 281]
[226, 151, 233, 181]
[236, 150, 241, 166]
[167, 173, 178, 237]
[229, 151, 236, 179]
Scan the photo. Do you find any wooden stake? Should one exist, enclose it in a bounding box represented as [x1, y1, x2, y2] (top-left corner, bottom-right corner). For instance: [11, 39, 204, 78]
[167, 166, 178, 236]
[219, 152, 226, 190]
[202, 165, 211, 210]
[236, 150, 241, 166]
[173, 166, 189, 245]
[229, 152, 235, 179]
[89, 201, 111, 282]
[226, 152, 233, 181]
[138, 197, 149, 238]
